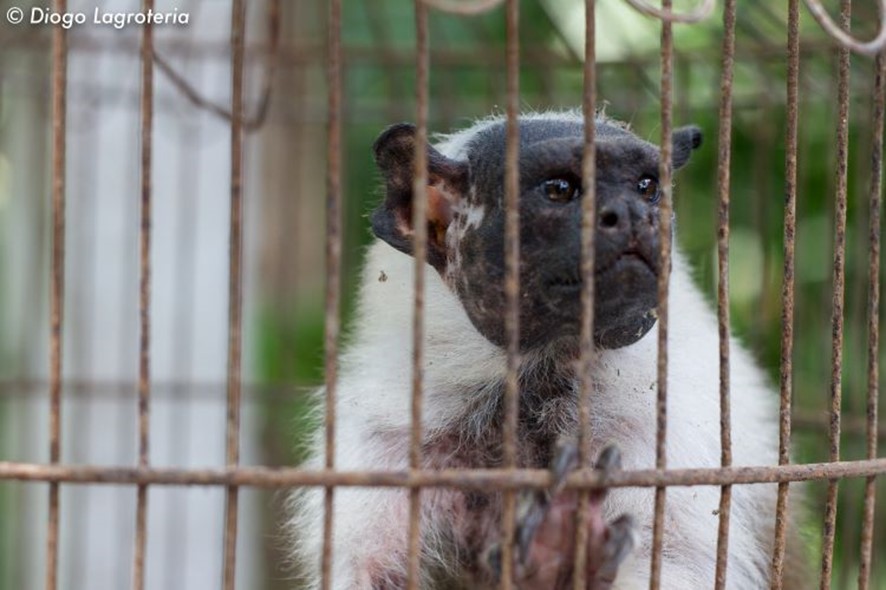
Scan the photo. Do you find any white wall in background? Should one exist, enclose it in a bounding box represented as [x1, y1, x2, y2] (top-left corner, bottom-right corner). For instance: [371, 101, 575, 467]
[0, 1, 268, 588]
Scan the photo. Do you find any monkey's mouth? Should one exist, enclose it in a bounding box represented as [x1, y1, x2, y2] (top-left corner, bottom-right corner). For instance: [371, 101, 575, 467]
[545, 250, 657, 292]
[545, 271, 583, 291]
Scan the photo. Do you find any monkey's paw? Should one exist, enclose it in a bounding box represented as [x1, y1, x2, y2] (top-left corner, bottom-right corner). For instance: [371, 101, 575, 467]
[485, 443, 636, 590]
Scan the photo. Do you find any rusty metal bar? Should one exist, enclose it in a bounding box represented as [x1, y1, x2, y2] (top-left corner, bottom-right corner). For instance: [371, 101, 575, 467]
[0, 381, 879, 430]
[802, 0, 886, 56]
[649, 1, 674, 587]
[321, 0, 343, 588]
[133, 1, 154, 588]
[621, 0, 714, 24]
[499, 0, 521, 588]
[858, 50, 884, 590]
[163, 104, 202, 590]
[67, 70, 101, 588]
[2, 460, 885, 488]
[0, 380, 881, 434]
[9, 33, 843, 73]
[113, 118, 140, 590]
[770, 0, 800, 585]
[46, 1, 68, 588]
[820, 2, 851, 587]
[422, 0, 504, 14]
[1, 378, 878, 425]
[839, 477, 859, 590]
[714, 0, 737, 587]
[222, 2, 246, 588]
[573, 0, 597, 587]
[406, 1, 430, 588]
[793, 412, 886, 440]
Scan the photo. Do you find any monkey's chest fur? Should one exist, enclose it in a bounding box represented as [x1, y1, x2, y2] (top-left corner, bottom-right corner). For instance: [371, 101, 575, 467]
[414, 361, 587, 587]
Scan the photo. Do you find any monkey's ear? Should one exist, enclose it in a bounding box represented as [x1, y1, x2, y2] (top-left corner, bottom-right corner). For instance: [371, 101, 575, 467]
[370, 123, 469, 272]
[671, 125, 703, 169]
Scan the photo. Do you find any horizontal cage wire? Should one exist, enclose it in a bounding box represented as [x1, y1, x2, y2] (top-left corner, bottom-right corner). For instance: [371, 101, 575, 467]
[0, 0, 884, 589]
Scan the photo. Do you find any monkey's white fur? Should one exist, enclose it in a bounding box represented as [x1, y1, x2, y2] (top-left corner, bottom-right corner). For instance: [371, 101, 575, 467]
[289, 113, 780, 589]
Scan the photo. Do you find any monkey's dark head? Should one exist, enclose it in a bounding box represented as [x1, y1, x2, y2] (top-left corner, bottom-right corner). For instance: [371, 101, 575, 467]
[370, 116, 702, 352]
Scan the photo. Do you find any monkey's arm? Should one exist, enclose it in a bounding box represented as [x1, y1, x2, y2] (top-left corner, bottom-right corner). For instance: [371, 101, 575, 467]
[290, 414, 415, 590]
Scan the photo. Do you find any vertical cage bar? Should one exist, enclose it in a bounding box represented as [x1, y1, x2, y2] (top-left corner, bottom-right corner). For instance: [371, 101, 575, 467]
[222, 1, 246, 588]
[321, 0, 343, 588]
[714, 0, 737, 587]
[820, 2, 851, 586]
[46, 1, 68, 588]
[68, 79, 101, 590]
[406, 1, 430, 588]
[573, 0, 596, 587]
[649, 2, 674, 588]
[499, 0, 521, 588]
[133, 1, 154, 588]
[164, 119, 201, 590]
[858, 50, 884, 590]
[770, 0, 800, 585]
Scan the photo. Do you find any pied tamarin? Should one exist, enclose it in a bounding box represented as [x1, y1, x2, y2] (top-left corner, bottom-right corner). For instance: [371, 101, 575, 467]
[288, 112, 807, 589]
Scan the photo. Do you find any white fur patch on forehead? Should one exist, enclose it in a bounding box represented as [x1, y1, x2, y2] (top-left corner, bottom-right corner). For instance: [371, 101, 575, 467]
[444, 196, 486, 282]
[432, 109, 588, 159]
[462, 203, 486, 231]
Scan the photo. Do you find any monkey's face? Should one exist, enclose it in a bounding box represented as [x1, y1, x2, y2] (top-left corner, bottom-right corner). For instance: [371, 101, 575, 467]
[371, 117, 702, 352]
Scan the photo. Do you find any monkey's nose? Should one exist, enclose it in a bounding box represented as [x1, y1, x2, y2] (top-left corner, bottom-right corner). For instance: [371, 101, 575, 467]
[600, 210, 619, 228]
[598, 201, 629, 234]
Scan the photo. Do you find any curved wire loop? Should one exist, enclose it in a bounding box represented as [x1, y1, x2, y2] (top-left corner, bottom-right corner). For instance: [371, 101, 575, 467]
[420, 0, 505, 15]
[152, 0, 280, 131]
[803, 0, 886, 56]
[621, 0, 715, 24]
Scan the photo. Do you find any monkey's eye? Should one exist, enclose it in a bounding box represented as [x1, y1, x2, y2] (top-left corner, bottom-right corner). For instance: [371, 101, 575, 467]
[637, 175, 660, 204]
[542, 178, 580, 203]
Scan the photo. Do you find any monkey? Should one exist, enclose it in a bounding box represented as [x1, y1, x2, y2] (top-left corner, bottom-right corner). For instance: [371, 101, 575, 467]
[287, 111, 808, 589]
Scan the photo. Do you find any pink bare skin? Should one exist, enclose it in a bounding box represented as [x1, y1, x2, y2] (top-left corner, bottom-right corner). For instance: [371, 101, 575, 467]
[513, 490, 633, 589]
[486, 445, 635, 590]
[358, 435, 634, 588]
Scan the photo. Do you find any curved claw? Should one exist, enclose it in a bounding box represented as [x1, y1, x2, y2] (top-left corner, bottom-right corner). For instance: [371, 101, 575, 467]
[516, 490, 549, 564]
[595, 445, 623, 472]
[605, 514, 636, 568]
[483, 542, 503, 580]
[592, 445, 622, 502]
[594, 514, 637, 586]
[550, 436, 580, 494]
[516, 436, 580, 564]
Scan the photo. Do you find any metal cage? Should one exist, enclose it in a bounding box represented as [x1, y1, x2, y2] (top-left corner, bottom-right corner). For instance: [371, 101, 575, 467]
[0, 0, 884, 588]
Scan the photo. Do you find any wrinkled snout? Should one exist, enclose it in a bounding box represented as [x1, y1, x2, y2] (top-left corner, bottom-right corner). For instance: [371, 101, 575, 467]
[595, 193, 660, 276]
[592, 192, 661, 349]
